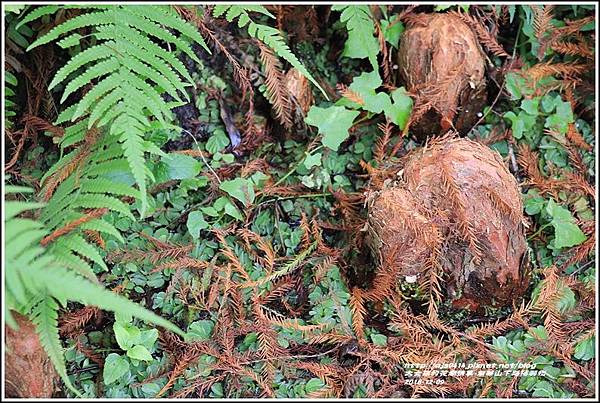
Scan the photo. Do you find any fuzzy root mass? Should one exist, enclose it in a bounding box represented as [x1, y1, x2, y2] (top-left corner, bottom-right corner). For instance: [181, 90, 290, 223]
[366, 137, 529, 309]
[399, 13, 487, 138]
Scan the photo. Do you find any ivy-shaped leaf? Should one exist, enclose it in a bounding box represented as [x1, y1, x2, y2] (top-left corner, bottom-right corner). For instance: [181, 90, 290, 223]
[332, 5, 379, 70]
[546, 199, 587, 249]
[305, 106, 360, 151]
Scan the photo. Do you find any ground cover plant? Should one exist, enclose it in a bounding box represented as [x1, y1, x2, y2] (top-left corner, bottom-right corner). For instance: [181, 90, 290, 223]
[3, 3, 596, 399]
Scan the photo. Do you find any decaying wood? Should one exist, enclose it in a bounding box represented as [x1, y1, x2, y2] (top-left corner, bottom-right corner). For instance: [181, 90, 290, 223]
[5, 312, 59, 398]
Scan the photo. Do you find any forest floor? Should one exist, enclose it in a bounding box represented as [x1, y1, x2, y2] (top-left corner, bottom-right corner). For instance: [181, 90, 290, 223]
[4, 4, 596, 399]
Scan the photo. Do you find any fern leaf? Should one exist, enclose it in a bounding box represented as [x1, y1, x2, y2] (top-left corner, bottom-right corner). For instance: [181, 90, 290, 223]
[50, 248, 97, 281]
[31, 297, 82, 396]
[87, 88, 123, 126]
[126, 5, 210, 53]
[72, 70, 123, 121]
[28, 264, 185, 337]
[16, 5, 62, 29]
[79, 219, 125, 243]
[112, 24, 195, 84]
[121, 9, 201, 63]
[5, 200, 46, 221]
[55, 233, 108, 271]
[73, 194, 134, 219]
[60, 56, 120, 102]
[80, 177, 139, 198]
[85, 157, 131, 177]
[113, 112, 149, 215]
[331, 5, 380, 70]
[59, 120, 89, 150]
[214, 5, 327, 99]
[27, 9, 116, 50]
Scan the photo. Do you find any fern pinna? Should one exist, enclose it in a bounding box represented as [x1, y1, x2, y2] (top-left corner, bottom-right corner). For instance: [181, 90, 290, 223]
[5, 186, 185, 396]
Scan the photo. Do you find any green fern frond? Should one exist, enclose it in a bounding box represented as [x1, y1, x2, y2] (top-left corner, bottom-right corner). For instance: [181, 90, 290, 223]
[73, 194, 134, 219]
[213, 5, 328, 99]
[31, 296, 82, 396]
[79, 177, 139, 198]
[23, 5, 209, 217]
[5, 71, 18, 129]
[54, 233, 108, 271]
[50, 247, 97, 281]
[59, 120, 89, 150]
[79, 219, 125, 243]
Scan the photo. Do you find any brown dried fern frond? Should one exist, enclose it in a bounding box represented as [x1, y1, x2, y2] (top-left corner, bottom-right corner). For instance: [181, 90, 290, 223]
[516, 143, 563, 197]
[533, 266, 568, 345]
[526, 61, 589, 81]
[257, 276, 296, 305]
[374, 122, 394, 164]
[551, 40, 594, 59]
[533, 5, 555, 41]
[214, 229, 251, 282]
[562, 233, 595, 271]
[40, 208, 107, 246]
[84, 229, 105, 250]
[466, 301, 530, 339]
[237, 228, 276, 271]
[337, 83, 365, 106]
[299, 212, 313, 250]
[21, 114, 65, 138]
[153, 256, 210, 272]
[258, 41, 294, 129]
[350, 288, 366, 339]
[566, 122, 592, 151]
[41, 129, 99, 201]
[59, 306, 101, 337]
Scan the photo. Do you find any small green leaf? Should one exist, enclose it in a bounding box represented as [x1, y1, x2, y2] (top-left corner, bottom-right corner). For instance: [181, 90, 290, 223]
[187, 211, 209, 239]
[505, 72, 527, 100]
[556, 282, 576, 314]
[303, 152, 322, 169]
[381, 19, 404, 48]
[103, 353, 129, 385]
[370, 333, 387, 346]
[305, 378, 325, 394]
[531, 380, 554, 397]
[574, 335, 595, 361]
[127, 345, 153, 362]
[305, 106, 360, 151]
[219, 178, 255, 207]
[385, 87, 413, 129]
[546, 199, 587, 249]
[224, 200, 243, 220]
[349, 70, 382, 95]
[521, 98, 539, 115]
[113, 321, 141, 351]
[206, 129, 230, 154]
[524, 191, 546, 215]
[188, 319, 214, 341]
[162, 153, 201, 180]
[141, 383, 161, 396]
